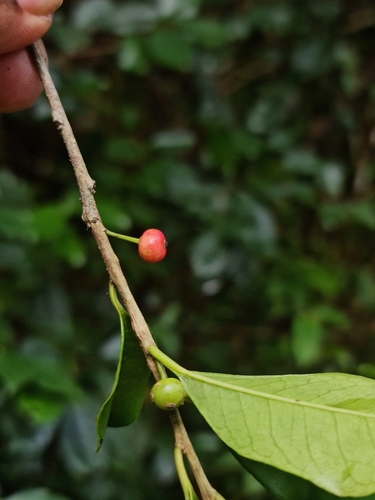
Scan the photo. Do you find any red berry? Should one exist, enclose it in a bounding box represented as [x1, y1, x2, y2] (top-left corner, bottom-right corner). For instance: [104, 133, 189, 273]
[138, 229, 167, 262]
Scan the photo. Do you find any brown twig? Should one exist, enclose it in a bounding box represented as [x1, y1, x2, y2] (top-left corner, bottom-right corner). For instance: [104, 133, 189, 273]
[169, 410, 216, 499]
[29, 39, 217, 500]
[29, 40, 159, 380]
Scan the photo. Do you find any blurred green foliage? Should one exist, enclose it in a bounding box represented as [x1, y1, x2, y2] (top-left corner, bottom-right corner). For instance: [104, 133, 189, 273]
[2, 0, 375, 498]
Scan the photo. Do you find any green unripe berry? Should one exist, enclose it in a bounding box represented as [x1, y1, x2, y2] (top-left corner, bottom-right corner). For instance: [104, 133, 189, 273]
[150, 378, 186, 411]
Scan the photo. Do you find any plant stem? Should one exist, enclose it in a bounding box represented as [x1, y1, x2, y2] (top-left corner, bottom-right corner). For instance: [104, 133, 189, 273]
[106, 230, 140, 244]
[28, 41, 158, 381]
[148, 345, 218, 499]
[174, 446, 199, 500]
[156, 360, 168, 379]
[29, 39, 217, 500]
[170, 410, 217, 500]
[149, 345, 190, 375]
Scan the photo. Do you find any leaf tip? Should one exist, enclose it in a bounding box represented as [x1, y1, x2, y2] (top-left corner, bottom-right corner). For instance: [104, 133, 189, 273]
[95, 438, 103, 453]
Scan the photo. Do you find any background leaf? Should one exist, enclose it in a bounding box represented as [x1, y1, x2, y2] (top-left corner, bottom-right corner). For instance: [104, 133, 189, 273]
[291, 310, 324, 367]
[4, 489, 71, 500]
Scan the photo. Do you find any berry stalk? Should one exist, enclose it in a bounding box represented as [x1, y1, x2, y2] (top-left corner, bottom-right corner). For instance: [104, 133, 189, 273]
[106, 228, 167, 263]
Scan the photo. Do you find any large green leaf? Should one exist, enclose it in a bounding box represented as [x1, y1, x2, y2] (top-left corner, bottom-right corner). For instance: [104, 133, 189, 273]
[96, 284, 150, 451]
[148, 346, 375, 497]
[232, 451, 375, 500]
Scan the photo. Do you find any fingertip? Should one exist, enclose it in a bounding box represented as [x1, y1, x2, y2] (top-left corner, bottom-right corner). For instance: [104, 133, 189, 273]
[0, 49, 43, 113]
[17, 0, 63, 16]
[0, 8, 54, 55]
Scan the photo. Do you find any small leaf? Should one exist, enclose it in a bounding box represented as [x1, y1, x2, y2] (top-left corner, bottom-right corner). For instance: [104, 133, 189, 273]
[148, 347, 375, 498]
[96, 284, 150, 451]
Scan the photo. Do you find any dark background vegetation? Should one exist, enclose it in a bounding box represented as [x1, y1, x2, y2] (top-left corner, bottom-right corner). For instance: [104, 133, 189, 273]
[1, 0, 375, 498]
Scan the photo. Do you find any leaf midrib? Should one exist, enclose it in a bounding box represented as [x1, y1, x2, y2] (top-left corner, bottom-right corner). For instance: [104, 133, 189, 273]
[180, 370, 375, 419]
[148, 346, 375, 420]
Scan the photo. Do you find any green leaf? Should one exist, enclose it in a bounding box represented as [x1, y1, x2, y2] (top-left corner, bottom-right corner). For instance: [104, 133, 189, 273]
[149, 346, 375, 497]
[17, 391, 65, 423]
[231, 451, 375, 500]
[96, 284, 150, 451]
[292, 306, 349, 367]
[295, 258, 340, 297]
[147, 31, 193, 70]
[291, 310, 324, 367]
[4, 488, 70, 500]
[319, 201, 375, 231]
[0, 349, 82, 399]
[105, 137, 149, 163]
[184, 19, 228, 48]
[118, 38, 150, 74]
